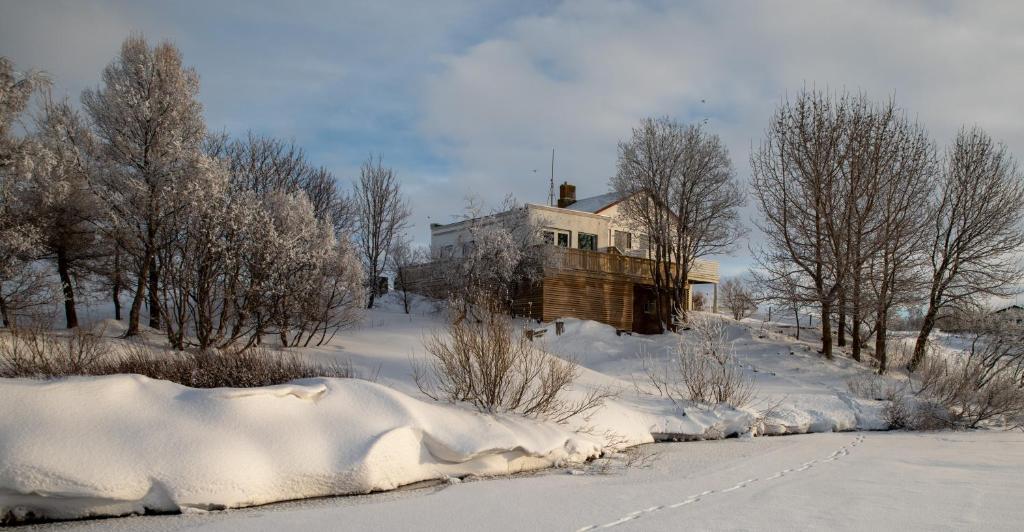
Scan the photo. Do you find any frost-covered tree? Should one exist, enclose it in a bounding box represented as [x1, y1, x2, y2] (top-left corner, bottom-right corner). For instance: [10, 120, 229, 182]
[436, 197, 547, 319]
[20, 95, 101, 328]
[354, 156, 410, 309]
[0, 57, 49, 327]
[82, 35, 206, 336]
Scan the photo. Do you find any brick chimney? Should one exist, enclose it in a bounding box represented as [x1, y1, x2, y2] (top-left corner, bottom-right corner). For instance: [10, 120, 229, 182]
[557, 181, 576, 208]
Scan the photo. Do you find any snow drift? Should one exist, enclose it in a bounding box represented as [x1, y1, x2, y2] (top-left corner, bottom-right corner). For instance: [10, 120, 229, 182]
[0, 375, 601, 523]
[0, 299, 905, 523]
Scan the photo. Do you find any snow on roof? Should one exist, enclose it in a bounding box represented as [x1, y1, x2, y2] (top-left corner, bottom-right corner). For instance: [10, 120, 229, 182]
[564, 191, 623, 213]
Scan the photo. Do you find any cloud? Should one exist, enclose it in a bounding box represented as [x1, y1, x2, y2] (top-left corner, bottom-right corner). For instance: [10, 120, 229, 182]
[2, 0, 1023, 274]
[418, 0, 1024, 270]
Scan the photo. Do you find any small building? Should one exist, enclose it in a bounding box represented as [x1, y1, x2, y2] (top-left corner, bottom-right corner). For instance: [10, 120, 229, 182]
[994, 305, 1024, 326]
[408, 183, 720, 334]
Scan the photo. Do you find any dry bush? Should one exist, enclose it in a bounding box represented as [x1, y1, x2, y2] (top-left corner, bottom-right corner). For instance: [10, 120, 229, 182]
[846, 373, 905, 401]
[413, 295, 610, 422]
[0, 326, 105, 378]
[642, 313, 755, 409]
[0, 328, 352, 387]
[912, 353, 1024, 430]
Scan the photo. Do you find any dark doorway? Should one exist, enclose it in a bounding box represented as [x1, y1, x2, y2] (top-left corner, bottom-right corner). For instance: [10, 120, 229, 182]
[632, 284, 664, 334]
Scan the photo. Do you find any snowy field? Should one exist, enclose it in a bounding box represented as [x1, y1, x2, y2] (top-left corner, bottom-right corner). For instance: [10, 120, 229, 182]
[16, 431, 1024, 531]
[2, 294, 1020, 528]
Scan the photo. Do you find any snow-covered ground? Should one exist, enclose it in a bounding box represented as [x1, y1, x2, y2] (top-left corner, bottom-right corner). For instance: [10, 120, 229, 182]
[0, 293, 1009, 526]
[17, 431, 1024, 531]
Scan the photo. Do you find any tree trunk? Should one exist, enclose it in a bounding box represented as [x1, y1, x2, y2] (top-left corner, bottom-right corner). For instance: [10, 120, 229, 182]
[820, 300, 833, 359]
[0, 295, 10, 328]
[794, 307, 800, 340]
[111, 247, 122, 320]
[875, 319, 888, 374]
[56, 248, 79, 329]
[837, 291, 847, 347]
[850, 290, 862, 362]
[148, 255, 160, 329]
[910, 305, 940, 372]
[125, 248, 151, 337]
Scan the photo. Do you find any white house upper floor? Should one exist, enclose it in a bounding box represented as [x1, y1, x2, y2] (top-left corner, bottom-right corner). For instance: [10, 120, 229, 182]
[429, 182, 651, 258]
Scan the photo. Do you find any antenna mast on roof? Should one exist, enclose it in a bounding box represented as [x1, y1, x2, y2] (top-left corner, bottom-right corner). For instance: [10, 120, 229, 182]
[549, 148, 555, 206]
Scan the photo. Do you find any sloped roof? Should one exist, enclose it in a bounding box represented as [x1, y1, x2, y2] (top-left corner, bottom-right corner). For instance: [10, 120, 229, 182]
[564, 191, 624, 214]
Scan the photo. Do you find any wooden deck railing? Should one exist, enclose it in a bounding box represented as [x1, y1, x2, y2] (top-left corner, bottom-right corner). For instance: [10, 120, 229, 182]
[400, 246, 719, 291]
[547, 247, 719, 284]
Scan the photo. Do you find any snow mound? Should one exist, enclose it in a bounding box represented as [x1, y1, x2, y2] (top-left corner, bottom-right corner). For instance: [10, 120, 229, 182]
[0, 375, 601, 523]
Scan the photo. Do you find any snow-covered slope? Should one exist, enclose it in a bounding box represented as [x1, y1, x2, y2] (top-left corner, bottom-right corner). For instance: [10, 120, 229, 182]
[1, 294, 910, 522]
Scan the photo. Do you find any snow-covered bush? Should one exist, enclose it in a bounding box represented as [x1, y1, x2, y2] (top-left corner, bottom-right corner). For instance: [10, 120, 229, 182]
[413, 294, 607, 422]
[643, 313, 755, 408]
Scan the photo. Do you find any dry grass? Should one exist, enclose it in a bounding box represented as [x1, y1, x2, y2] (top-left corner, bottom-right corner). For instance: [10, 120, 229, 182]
[0, 327, 352, 388]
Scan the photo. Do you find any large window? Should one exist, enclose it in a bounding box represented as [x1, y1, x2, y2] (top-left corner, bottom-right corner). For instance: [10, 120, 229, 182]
[614, 230, 632, 250]
[544, 229, 571, 248]
[543, 231, 555, 245]
[557, 232, 570, 247]
[578, 232, 597, 251]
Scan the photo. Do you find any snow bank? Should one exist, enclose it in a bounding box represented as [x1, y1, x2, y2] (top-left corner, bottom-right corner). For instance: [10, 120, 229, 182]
[0, 375, 601, 523]
[1, 301, 906, 523]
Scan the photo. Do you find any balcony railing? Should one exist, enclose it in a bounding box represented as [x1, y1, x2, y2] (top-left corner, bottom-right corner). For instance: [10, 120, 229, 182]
[547, 247, 719, 284]
[398, 246, 720, 294]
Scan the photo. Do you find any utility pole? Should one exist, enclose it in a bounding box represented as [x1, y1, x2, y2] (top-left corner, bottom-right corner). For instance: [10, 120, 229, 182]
[549, 148, 555, 207]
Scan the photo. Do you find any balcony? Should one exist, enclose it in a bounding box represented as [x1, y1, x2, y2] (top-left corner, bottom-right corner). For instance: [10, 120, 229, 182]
[546, 247, 719, 284]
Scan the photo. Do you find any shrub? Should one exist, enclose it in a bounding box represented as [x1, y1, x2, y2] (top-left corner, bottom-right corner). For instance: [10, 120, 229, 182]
[642, 313, 755, 409]
[912, 353, 1024, 430]
[0, 326, 105, 377]
[413, 295, 609, 422]
[0, 327, 352, 387]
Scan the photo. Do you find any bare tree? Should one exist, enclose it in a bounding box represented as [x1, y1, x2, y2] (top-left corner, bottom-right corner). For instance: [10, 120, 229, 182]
[866, 117, 935, 373]
[909, 127, 1024, 371]
[720, 277, 757, 321]
[389, 236, 427, 314]
[82, 35, 206, 336]
[613, 118, 744, 326]
[354, 156, 410, 309]
[751, 258, 811, 340]
[751, 89, 852, 359]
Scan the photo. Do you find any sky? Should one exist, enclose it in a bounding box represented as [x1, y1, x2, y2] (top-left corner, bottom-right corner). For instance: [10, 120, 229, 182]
[2, 0, 1023, 280]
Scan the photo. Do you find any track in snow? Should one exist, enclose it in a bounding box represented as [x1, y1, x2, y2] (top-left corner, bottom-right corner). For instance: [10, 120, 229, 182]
[574, 434, 866, 531]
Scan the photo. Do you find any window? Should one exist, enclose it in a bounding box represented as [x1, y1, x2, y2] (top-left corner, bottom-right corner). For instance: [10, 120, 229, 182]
[578, 233, 597, 251]
[614, 230, 632, 250]
[543, 231, 555, 245]
[636, 234, 649, 251]
[441, 245, 454, 258]
[557, 232, 570, 248]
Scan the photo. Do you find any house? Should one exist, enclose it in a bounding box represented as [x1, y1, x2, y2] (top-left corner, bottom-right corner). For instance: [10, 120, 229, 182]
[994, 305, 1024, 326]
[409, 182, 720, 334]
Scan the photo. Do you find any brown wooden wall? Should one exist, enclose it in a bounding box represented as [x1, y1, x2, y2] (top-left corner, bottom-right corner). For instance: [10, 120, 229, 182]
[539, 273, 633, 331]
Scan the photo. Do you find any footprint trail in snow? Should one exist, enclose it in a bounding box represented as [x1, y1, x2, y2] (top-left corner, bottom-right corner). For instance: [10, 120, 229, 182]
[574, 434, 866, 531]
